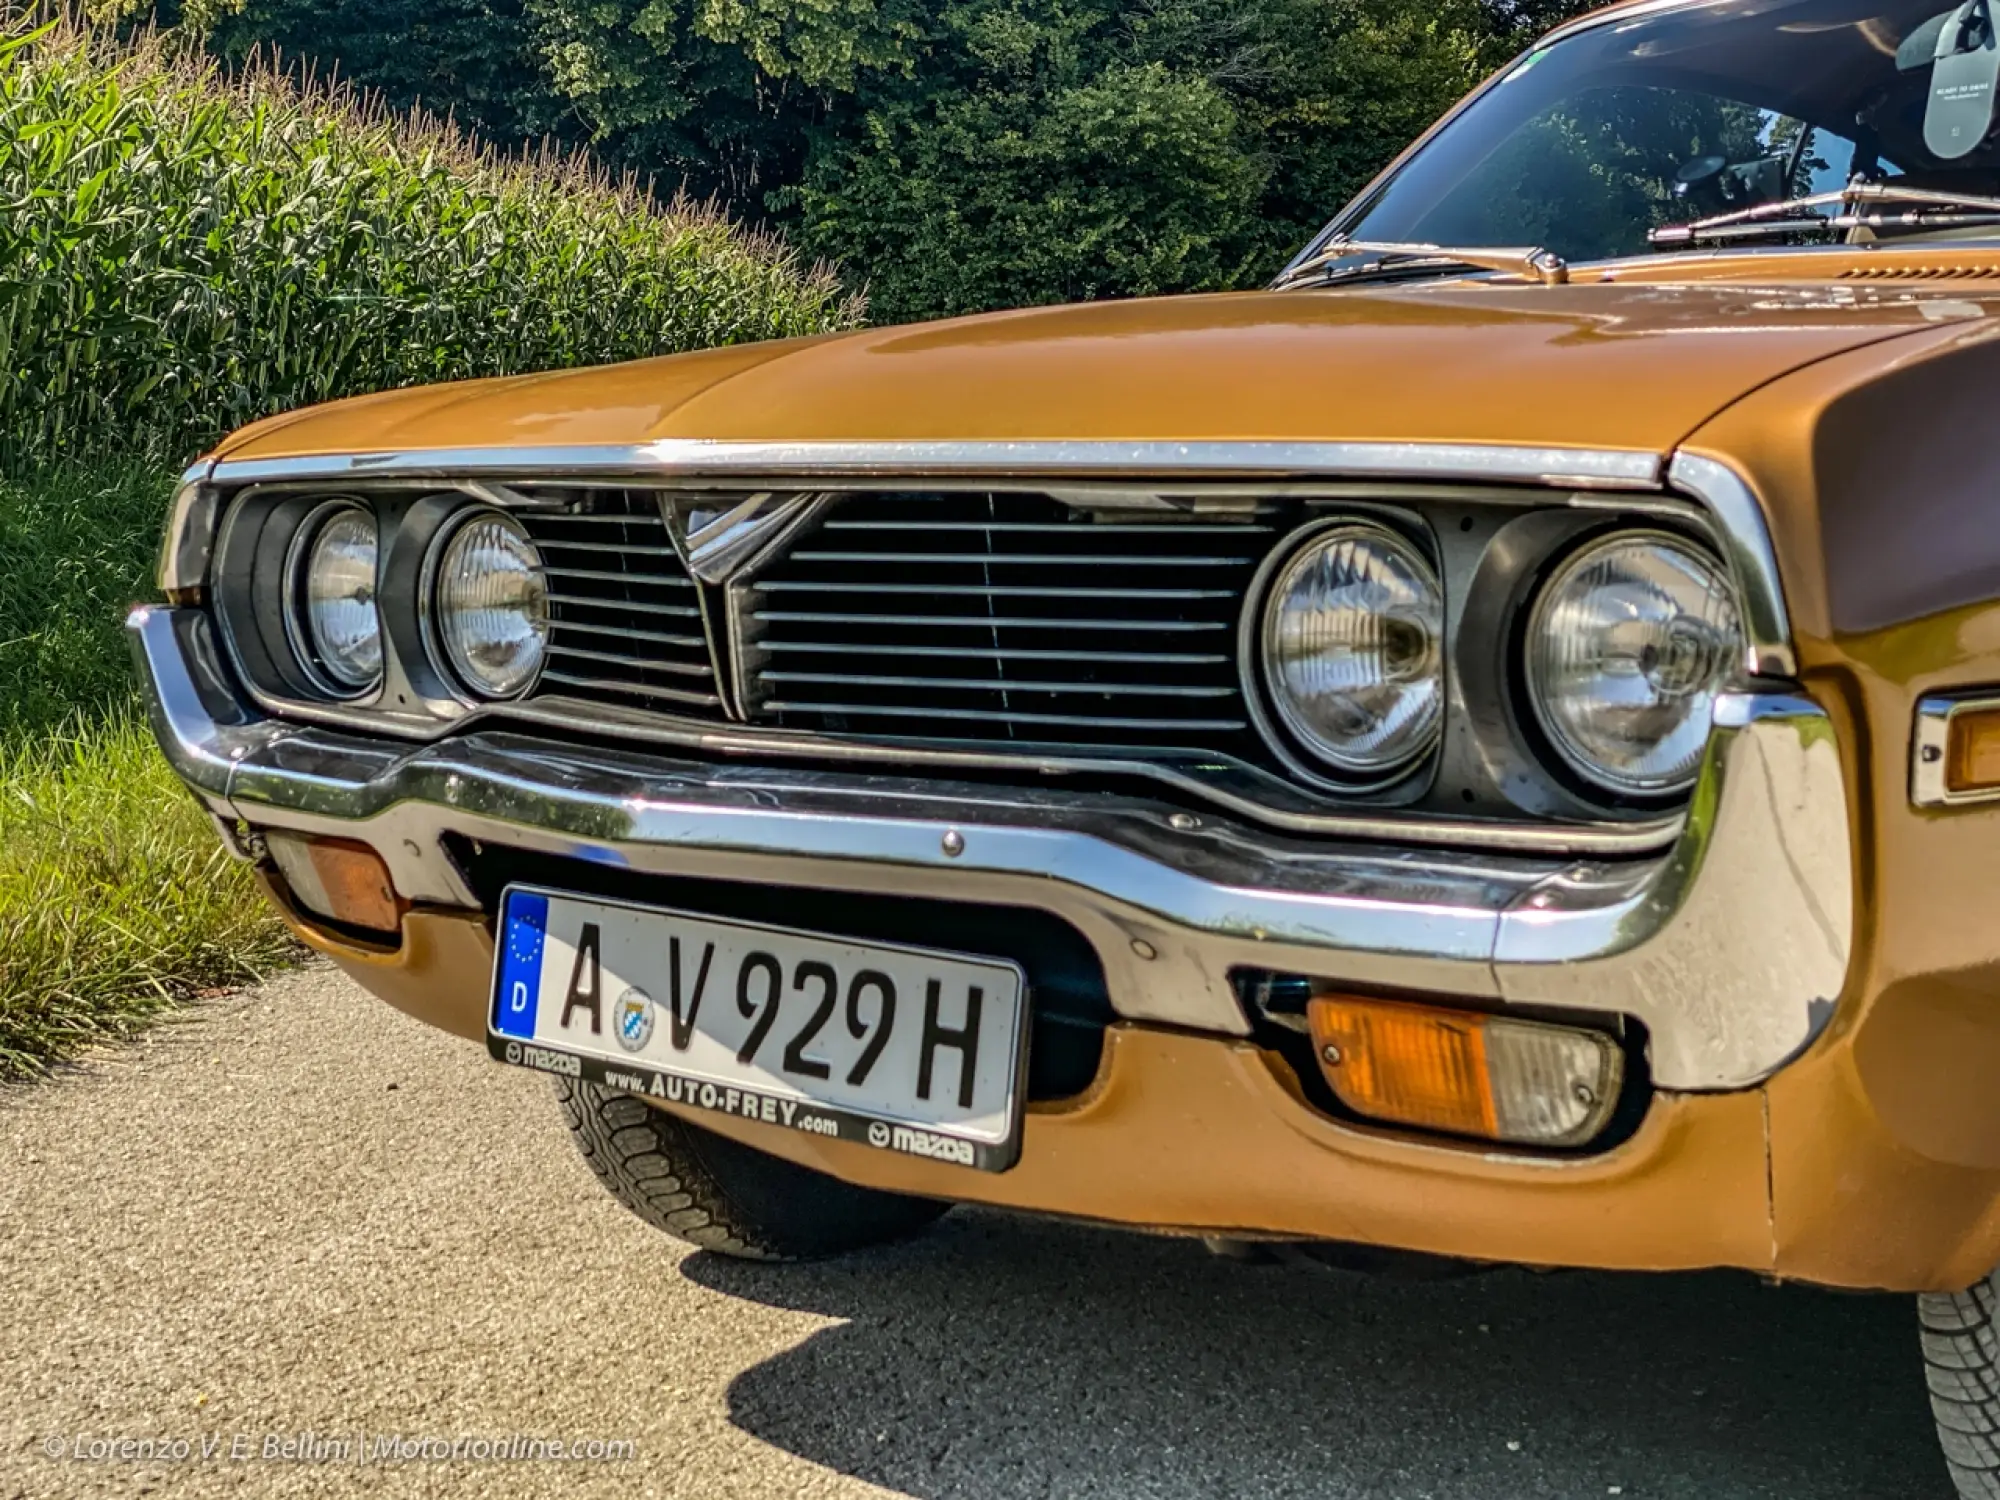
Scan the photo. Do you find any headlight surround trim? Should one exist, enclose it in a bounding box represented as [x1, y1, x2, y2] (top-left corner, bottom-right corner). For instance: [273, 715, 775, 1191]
[425, 507, 550, 701]
[1523, 527, 1744, 796]
[282, 498, 382, 697]
[1252, 518, 1447, 781]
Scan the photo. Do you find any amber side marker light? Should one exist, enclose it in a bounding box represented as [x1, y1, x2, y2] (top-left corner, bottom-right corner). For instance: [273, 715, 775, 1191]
[1946, 706, 2000, 794]
[265, 833, 402, 935]
[1306, 995, 1624, 1148]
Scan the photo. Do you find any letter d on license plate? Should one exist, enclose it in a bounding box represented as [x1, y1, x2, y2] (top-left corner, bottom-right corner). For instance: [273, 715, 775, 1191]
[488, 886, 1028, 1172]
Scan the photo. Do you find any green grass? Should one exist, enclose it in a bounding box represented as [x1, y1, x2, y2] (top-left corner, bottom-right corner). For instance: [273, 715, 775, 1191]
[0, 462, 272, 1080]
[0, 715, 295, 1078]
[0, 461, 171, 737]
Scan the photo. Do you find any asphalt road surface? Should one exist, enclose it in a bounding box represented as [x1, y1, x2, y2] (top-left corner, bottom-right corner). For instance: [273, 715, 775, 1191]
[0, 964, 1959, 1500]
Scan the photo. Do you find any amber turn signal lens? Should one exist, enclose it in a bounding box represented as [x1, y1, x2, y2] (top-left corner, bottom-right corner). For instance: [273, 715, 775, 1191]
[265, 833, 401, 935]
[1946, 707, 2000, 794]
[1307, 995, 1622, 1148]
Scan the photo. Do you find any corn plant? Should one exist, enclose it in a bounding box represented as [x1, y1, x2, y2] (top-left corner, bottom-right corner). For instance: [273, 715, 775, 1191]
[0, 13, 864, 474]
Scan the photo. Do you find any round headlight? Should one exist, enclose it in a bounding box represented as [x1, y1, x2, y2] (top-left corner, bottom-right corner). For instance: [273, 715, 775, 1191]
[291, 504, 380, 693]
[1526, 532, 1742, 794]
[1258, 524, 1444, 776]
[433, 511, 548, 699]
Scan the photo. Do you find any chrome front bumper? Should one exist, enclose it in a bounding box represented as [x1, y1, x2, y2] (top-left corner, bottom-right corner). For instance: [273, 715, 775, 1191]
[132, 604, 1853, 1092]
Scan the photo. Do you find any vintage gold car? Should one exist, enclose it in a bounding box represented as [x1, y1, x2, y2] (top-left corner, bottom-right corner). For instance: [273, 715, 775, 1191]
[131, 0, 2000, 1486]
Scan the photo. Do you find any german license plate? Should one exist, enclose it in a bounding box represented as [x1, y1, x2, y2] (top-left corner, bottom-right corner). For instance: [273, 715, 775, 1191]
[487, 887, 1028, 1172]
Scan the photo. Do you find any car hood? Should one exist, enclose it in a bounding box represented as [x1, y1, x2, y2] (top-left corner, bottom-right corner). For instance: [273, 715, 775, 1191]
[210, 282, 1995, 465]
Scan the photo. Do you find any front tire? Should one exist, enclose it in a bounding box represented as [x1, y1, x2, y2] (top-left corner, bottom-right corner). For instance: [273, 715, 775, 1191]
[1921, 1272, 2000, 1496]
[554, 1078, 949, 1260]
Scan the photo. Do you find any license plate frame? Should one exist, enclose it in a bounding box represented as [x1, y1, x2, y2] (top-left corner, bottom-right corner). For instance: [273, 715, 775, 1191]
[486, 885, 1029, 1173]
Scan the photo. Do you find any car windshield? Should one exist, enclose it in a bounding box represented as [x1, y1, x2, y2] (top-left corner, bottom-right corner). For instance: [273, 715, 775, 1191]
[1325, 0, 2000, 265]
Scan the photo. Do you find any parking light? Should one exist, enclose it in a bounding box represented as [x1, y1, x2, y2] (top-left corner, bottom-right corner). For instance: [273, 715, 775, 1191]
[1947, 706, 2000, 794]
[1307, 994, 1623, 1148]
[266, 833, 402, 935]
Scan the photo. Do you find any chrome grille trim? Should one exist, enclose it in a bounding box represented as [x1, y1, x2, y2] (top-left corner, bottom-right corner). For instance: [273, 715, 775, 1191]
[170, 439, 1797, 852]
[758, 702, 1254, 732]
[547, 622, 707, 649]
[760, 673, 1241, 697]
[752, 612, 1232, 631]
[755, 583, 1243, 599]
[543, 565, 696, 586]
[553, 597, 703, 619]
[817, 521, 1272, 534]
[761, 643, 1233, 664]
[177, 441, 1787, 682]
[533, 540, 683, 557]
[515, 492, 721, 715]
[786, 551, 1255, 566]
[539, 670, 721, 708]
[738, 489, 1276, 759]
[547, 644, 714, 676]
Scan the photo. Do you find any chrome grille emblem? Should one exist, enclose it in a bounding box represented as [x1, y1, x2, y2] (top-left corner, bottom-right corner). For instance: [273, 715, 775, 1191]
[663, 492, 820, 584]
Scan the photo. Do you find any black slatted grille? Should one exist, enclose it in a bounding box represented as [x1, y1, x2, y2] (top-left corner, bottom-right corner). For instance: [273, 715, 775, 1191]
[518, 492, 722, 715]
[741, 491, 1276, 756]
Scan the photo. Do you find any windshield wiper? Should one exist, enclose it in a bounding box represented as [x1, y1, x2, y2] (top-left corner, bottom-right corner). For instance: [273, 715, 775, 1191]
[1272, 238, 1570, 290]
[1650, 181, 2000, 246]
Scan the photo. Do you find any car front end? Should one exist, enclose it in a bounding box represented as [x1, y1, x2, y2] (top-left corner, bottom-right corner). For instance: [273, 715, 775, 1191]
[131, 0, 2000, 1484]
[135, 252, 1996, 1285]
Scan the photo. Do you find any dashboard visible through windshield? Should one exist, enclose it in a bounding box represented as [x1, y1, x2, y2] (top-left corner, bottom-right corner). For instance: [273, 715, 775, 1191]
[1322, 0, 2000, 265]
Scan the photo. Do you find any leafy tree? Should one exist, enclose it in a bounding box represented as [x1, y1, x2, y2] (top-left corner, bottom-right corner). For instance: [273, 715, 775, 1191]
[521, 0, 814, 204]
[784, 0, 1498, 319]
[693, 0, 926, 87]
[169, 0, 561, 145]
[789, 3, 1270, 320]
[1233, 0, 1494, 265]
[131, 0, 1547, 319]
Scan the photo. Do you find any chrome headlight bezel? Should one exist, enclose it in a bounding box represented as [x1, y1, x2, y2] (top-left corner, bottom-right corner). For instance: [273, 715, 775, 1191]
[424, 507, 550, 701]
[282, 498, 381, 698]
[1250, 518, 1446, 783]
[1522, 527, 1744, 797]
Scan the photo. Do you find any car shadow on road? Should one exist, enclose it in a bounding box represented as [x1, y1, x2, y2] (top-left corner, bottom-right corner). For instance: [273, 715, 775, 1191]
[681, 1209, 1952, 1500]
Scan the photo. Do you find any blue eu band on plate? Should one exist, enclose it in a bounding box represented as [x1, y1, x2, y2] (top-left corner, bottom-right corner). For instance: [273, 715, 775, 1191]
[487, 886, 1029, 1172]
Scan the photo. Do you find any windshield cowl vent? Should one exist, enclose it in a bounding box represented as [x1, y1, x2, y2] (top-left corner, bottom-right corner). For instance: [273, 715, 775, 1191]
[1838, 264, 2000, 278]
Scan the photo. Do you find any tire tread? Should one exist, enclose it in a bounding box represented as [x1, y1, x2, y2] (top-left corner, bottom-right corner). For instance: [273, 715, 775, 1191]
[553, 1077, 947, 1261]
[1923, 1280, 2000, 1497]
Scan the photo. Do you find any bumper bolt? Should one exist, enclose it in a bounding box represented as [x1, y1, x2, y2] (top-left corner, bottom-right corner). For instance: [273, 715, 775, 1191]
[940, 829, 965, 857]
[1168, 812, 1200, 831]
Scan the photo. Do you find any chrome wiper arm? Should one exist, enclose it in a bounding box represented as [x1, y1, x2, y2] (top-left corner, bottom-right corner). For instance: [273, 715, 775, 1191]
[1272, 238, 1570, 289]
[1657, 210, 2000, 246]
[1650, 182, 2000, 246]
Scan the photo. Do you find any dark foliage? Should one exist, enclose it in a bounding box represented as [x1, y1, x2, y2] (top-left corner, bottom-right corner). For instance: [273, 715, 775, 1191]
[135, 0, 1593, 321]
